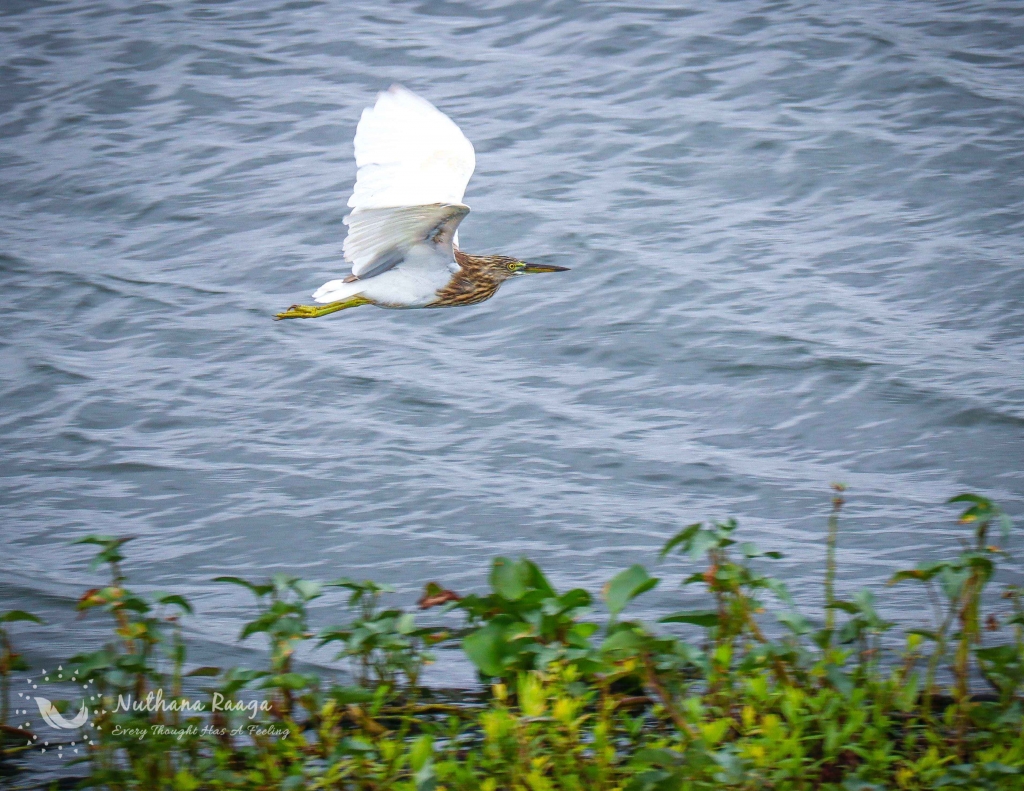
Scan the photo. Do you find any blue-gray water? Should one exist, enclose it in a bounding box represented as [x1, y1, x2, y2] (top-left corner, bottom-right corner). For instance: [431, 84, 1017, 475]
[2, 0, 1023, 700]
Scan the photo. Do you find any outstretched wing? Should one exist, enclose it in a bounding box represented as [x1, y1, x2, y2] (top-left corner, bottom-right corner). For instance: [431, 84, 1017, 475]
[344, 85, 475, 278]
[344, 203, 468, 279]
[312, 203, 468, 303]
[348, 85, 476, 211]
[313, 87, 476, 303]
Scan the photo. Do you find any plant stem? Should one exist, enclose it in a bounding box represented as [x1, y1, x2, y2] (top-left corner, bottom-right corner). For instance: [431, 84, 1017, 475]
[824, 484, 846, 634]
[642, 652, 695, 740]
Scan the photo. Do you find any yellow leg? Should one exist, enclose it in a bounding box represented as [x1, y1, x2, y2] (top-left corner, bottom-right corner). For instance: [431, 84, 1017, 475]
[274, 296, 371, 320]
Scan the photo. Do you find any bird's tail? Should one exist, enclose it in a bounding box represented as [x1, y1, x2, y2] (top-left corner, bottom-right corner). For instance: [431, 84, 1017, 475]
[312, 279, 365, 304]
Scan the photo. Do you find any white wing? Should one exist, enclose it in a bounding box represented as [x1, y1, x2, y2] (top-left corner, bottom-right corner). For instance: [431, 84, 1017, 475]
[313, 86, 476, 303]
[348, 85, 476, 211]
[344, 203, 468, 279]
[313, 204, 468, 303]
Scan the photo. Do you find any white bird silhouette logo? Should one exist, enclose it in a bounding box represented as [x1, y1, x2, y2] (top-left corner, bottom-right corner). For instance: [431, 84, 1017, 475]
[35, 696, 89, 729]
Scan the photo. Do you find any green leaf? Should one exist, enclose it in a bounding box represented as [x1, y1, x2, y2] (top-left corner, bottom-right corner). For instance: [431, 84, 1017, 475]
[291, 580, 322, 602]
[186, 666, 221, 677]
[604, 565, 659, 616]
[490, 557, 530, 602]
[329, 686, 375, 705]
[0, 610, 43, 625]
[939, 567, 970, 600]
[947, 493, 991, 507]
[739, 542, 782, 560]
[553, 588, 591, 613]
[776, 611, 811, 635]
[763, 578, 795, 607]
[463, 620, 513, 677]
[213, 576, 274, 598]
[659, 523, 702, 559]
[239, 611, 281, 640]
[825, 664, 853, 696]
[522, 559, 556, 598]
[889, 561, 951, 586]
[263, 672, 314, 691]
[659, 610, 719, 627]
[156, 594, 193, 614]
[600, 627, 646, 654]
[75, 535, 135, 569]
[409, 733, 434, 774]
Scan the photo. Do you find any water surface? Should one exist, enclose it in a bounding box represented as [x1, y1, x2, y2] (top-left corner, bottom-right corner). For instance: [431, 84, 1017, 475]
[1, 0, 1023, 685]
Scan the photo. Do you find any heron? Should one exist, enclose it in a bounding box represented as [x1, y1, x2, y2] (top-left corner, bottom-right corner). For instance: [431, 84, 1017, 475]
[275, 85, 567, 321]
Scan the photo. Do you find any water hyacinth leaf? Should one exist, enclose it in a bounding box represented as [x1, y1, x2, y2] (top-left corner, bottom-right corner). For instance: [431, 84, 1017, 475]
[524, 559, 557, 597]
[490, 557, 531, 601]
[659, 610, 719, 627]
[567, 621, 599, 648]
[604, 565, 659, 616]
[554, 588, 591, 612]
[463, 618, 517, 677]
[600, 627, 646, 654]
[392, 614, 416, 635]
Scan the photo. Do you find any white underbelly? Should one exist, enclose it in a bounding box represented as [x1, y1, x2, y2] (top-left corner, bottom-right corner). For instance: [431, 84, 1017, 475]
[360, 244, 454, 308]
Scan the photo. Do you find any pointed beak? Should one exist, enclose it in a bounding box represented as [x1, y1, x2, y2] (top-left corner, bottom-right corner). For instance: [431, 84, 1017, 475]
[521, 262, 569, 274]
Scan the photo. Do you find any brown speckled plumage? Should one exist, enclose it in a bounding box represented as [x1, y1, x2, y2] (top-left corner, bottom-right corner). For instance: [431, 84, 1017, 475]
[430, 249, 520, 307]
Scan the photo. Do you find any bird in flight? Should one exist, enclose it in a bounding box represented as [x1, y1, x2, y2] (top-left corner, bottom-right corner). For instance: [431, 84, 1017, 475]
[275, 85, 567, 321]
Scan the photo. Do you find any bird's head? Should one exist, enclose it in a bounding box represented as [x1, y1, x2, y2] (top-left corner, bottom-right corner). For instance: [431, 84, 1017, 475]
[487, 255, 570, 281]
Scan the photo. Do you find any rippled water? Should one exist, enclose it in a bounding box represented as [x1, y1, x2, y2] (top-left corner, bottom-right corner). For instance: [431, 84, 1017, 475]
[2, 0, 1023, 689]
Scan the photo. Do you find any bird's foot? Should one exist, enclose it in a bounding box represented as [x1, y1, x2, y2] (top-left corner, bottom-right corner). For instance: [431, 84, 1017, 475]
[274, 296, 370, 320]
[274, 303, 321, 320]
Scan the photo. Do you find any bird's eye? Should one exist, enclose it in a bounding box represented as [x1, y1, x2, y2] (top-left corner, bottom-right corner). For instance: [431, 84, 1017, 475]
[507, 262, 518, 271]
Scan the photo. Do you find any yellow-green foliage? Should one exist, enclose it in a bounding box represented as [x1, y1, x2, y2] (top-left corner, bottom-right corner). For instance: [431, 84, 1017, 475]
[1, 494, 1022, 790]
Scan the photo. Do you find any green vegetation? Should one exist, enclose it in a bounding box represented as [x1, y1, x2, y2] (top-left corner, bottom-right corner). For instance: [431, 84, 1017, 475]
[2, 492, 1023, 789]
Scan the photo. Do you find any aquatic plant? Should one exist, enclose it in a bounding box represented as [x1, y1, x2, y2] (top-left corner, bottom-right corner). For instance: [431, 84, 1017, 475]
[4, 493, 1022, 790]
